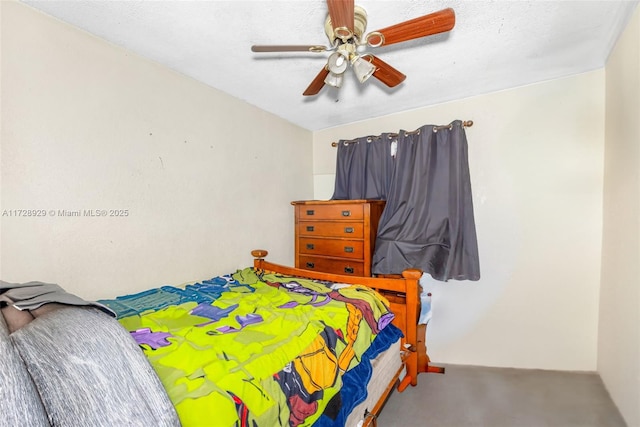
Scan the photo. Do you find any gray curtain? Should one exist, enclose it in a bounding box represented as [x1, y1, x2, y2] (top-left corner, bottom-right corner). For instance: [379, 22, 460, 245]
[332, 133, 394, 200]
[332, 120, 480, 281]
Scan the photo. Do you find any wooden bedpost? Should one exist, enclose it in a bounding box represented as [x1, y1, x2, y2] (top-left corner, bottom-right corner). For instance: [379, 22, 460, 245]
[397, 268, 423, 392]
[251, 249, 268, 270]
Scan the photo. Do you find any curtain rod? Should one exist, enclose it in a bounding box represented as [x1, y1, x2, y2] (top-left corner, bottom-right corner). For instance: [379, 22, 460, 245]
[331, 120, 474, 147]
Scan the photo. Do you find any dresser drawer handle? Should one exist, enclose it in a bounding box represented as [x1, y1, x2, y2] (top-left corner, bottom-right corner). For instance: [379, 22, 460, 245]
[306, 209, 315, 216]
[344, 227, 354, 233]
[344, 267, 354, 274]
[344, 246, 354, 253]
[306, 243, 315, 250]
[306, 262, 315, 269]
[341, 210, 351, 217]
[306, 226, 315, 232]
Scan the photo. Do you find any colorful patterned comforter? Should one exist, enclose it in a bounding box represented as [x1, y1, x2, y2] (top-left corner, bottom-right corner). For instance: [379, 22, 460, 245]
[99, 267, 398, 427]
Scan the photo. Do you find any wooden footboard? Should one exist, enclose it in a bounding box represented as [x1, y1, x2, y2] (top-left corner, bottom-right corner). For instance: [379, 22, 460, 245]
[251, 249, 430, 391]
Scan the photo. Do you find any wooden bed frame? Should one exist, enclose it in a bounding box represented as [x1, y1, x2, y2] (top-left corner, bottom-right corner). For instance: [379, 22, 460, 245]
[251, 249, 439, 423]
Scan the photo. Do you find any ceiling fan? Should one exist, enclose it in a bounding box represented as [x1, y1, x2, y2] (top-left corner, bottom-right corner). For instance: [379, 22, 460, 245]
[251, 0, 455, 96]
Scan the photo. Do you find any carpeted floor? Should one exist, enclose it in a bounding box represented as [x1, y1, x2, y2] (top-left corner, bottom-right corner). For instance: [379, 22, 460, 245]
[375, 364, 627, 427]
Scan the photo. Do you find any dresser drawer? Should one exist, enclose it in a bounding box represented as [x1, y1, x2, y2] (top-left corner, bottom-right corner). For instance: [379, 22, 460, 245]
[292, 200, 385, 277]
[298, 238, 364, 259]
[298, 255, 365, 276]
[297, 222, 364, 238]
[298, 204, 364, 221]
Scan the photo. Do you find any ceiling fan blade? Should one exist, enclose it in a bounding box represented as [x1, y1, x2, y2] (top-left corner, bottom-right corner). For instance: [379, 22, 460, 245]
[366, 55, 406, 88]
[366, 8, 455, 47]
[251, 45, 328, 53]
[303, 67, 330, 96]
[326, 0, 355, 39]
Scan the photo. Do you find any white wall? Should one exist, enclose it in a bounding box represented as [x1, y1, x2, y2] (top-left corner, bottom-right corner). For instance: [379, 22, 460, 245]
[600, 5, 640, 427]
[314, 71, 605, 371]
[0, 1, 314, 300]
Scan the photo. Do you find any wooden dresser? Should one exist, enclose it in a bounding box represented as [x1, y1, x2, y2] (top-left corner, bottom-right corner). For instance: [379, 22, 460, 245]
[291, 200, 385, 277]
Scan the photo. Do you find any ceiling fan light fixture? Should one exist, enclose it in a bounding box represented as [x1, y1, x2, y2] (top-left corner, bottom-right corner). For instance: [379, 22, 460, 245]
[324, 71, 344, 88]
[327, 51, 349, 74]
[351, 55, 376, 83]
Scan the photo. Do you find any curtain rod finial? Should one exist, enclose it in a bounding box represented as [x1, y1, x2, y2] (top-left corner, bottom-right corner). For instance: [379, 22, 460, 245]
[463, 120, 473, 127]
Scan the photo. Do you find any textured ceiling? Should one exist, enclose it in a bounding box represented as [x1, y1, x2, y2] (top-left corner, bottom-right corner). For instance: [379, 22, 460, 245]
[22, 0, 639, 131]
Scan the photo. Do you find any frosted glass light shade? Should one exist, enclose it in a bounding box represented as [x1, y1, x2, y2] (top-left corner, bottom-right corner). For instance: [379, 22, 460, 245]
[324, 72, 344, 88]
[327, 52, 349, 74]
[351, 56, 376, 83]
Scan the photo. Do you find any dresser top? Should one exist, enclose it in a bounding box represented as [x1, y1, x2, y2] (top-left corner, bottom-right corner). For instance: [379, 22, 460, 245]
[291, 200, 385, 206]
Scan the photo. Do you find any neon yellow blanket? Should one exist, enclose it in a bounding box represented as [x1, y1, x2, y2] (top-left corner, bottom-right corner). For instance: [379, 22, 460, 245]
[106, 268, 394, 426]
